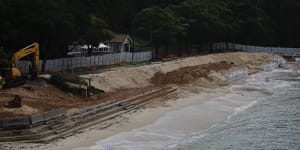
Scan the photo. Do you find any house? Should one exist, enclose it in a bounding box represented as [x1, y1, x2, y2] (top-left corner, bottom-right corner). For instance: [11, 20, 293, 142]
[105, 34, 133, 53]
[67, 43, 111, 56]
[92, 43, 111, 54]
[67, 45, 89, 56]
[67, 33, 133, 56]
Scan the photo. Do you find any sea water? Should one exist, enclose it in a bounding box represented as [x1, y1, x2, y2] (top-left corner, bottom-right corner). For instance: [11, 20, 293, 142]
[75, 69, 300, 150]
[173, 70, 300, 150]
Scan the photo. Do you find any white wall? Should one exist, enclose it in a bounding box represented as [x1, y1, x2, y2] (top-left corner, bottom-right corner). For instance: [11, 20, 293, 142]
[17, 51, 152, 73]
[213, 42, 300, 54]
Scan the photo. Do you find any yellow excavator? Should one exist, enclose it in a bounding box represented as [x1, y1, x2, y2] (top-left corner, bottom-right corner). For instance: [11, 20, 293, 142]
[0, 42, 40, 89]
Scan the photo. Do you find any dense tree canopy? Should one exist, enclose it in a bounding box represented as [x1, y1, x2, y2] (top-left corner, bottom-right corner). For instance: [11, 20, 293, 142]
[134, 6, 187, 56]
[0, 0, 299, 58]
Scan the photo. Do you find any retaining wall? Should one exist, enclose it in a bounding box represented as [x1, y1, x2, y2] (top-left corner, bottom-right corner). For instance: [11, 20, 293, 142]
[0, 108, 66, 129]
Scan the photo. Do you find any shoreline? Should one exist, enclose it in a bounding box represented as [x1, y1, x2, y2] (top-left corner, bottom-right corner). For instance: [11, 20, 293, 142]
[50, 88, 229, 150]
[1, 88, 230, 150]
[50, 85, 266, 150]
[2, 70, 280, 150]
[0, 53, 289, 150]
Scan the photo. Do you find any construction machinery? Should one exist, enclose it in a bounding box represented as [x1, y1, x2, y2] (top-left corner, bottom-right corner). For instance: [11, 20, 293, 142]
[0, 42, 40, 89]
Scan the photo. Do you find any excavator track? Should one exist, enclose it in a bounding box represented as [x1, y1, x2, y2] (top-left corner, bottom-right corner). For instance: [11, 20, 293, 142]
[3, 77, 26, 89]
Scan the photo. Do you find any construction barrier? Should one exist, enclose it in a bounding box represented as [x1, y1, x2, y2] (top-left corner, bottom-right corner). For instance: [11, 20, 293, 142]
[43, 108, 65, 121]
[0, 108, 66, 129]
[17, 43, 299, 74]
[213, 43, 300, 55]
[30, 113, 45, 125]
[256, 63, 279, 71]
[256, 58, 286, 71]
[1, 117, 31, 129]
[17, 51, 152, 73]
[226, 70, 248, 82]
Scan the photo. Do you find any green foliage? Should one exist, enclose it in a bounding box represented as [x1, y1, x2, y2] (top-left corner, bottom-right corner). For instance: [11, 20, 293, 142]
[0, 0, 299, 58]
[135, 38, 153, 51]
[49, 73, 87, 87]
[49, 73, 66, 89]
[133, 6, 188, 55]
[49, 73, 94, 96]
[0, 47, 9, 67]
[66, 75, 88, 86]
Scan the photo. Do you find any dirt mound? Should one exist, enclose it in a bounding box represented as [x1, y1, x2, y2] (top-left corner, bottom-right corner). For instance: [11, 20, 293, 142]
[1, 105, 39, 117]
[84, 52, 278, 92]
[0, 80, 163, 118]
[151, 62, 232, 85]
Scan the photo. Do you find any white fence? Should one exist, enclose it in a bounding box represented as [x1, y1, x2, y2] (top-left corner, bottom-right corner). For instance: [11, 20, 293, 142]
[17, 51, 152, 73]
[213, 42, 300, 55]
[17, 43, 300, 73]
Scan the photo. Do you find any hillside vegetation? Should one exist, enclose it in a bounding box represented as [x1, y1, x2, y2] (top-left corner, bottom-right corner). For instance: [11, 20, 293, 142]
[0, 0, 299, 58]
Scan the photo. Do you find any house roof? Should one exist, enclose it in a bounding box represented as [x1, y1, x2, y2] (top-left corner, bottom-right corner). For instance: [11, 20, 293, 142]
[109, 34, 132, 43]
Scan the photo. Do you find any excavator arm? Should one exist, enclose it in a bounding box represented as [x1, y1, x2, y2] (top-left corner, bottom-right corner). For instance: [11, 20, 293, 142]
[11, 42, 40, 77]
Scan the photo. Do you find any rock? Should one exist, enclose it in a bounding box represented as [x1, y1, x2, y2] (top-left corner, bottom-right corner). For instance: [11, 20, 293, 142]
[208, 71, 228, 86]
[6, 95, 22, 108]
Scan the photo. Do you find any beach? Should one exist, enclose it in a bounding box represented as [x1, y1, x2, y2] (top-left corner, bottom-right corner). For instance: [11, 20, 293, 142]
[0, 53, 295, 150]
[73, 69, 298, 150]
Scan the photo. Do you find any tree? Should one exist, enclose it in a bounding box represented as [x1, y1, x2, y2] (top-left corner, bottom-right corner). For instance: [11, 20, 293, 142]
[259, 0, 300, 46]
[174, 0, 234, 52]
[228, 0, 272, 45]
[0, 47, 9, 67]
[133, 6, 187, 57]
[82, 15, 113, 56]
[0, 0, 299, 59]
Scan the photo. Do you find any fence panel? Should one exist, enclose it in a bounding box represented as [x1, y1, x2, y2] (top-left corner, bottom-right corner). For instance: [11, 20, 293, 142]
[18, 51, 153, 73]
[213, 42, 300, 55]
[17, 43, 298, 74]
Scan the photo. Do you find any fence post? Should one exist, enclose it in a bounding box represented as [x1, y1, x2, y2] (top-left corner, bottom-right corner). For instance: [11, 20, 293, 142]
[131, 52, 134, 63]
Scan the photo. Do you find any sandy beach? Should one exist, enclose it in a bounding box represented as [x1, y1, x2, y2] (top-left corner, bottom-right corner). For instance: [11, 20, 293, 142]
[4, 83, 270, 150]
[0, 52, 288, 150]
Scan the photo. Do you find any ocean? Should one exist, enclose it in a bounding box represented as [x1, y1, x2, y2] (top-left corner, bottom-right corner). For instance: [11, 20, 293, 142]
[75, 69, 300, 150]
[173, 70, 300, 150]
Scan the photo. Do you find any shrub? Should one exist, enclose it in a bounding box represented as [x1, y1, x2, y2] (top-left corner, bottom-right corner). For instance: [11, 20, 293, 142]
[49, 73, 66, 88]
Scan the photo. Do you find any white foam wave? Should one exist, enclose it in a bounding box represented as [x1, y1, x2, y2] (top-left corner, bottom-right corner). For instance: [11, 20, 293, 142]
[74, 69, 295, 150]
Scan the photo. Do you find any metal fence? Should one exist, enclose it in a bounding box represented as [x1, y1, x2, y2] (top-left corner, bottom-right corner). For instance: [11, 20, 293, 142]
[213, 42, 300, 55]
[16, 43, 300, 73]
[17, 51, 152, 73]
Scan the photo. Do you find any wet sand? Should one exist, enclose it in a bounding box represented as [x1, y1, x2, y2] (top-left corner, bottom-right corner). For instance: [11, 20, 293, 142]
[0, 83, 270, 150]
[48, 88, 229, 150]
[57, 86, 266, 150]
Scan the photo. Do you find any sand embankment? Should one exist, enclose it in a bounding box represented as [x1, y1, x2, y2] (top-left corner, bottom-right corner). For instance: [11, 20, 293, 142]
[0, 52, 285, 150]
[83, 52, 279, 92]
